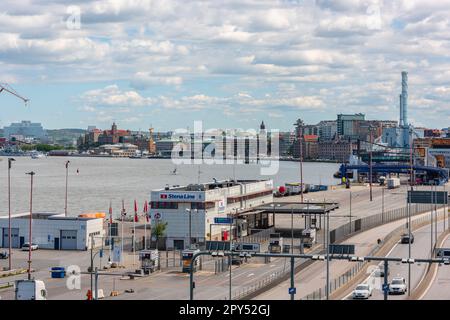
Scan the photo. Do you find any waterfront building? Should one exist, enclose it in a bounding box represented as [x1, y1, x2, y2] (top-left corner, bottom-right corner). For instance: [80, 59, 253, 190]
[93, 143, 139, 157]
[3, 121, 47, 140]
[292, 134, 319, 159]
[0, 212, 104, 250]
[318, 139, 358, 162]
[317, 120, 337, 141]
[150, 179, 274, 250]
[337, 113, 365, 139]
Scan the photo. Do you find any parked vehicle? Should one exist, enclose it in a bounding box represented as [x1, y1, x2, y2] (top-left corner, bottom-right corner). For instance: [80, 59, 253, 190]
[231, 257, 243, 265]
[400, 233, 414, 244]
[268, 233, 283, 253]
[389, 277, 407, 295]
[373, 265, 389, 277]
[301, 228, 316, 248]
[15, 280, 47, 300]
[352, 283, 372, 299]
[387, 177, 400, 189]
[21, 243, 39, 251]
[0, 251, 9, 259]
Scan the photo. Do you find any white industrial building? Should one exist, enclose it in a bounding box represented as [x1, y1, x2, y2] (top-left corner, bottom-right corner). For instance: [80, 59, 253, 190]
[0, 213, 105, 250]
[150, 179, 274, 250]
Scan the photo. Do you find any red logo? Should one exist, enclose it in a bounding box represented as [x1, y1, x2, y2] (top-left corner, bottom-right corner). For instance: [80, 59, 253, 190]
[160, 194, 167, 199]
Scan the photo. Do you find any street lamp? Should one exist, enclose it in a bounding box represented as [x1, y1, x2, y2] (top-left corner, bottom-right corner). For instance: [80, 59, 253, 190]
[25, 171, 35, 280]
[186, 208, 198, 249]
[7, 158, 15, 270]
[64, 161, 70, 217]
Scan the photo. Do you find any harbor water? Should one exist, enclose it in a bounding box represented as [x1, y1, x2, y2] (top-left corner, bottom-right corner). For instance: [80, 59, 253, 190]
[0, 157, 339, 217]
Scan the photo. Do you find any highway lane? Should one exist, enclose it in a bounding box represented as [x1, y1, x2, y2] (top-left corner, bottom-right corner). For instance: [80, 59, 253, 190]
[345, 219, 447, 300]
[421, 235, 450, 300]
[254, 209, 437, 300]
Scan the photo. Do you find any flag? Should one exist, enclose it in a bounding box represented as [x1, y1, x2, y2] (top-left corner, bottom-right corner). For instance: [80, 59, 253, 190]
[134, 200, 139, 222]
[109, 201, 113, 224]
[143, 200, 149, 223]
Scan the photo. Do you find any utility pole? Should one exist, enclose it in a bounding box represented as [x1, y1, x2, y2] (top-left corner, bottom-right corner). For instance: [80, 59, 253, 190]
[7, 158, 15, 270]
[369, 126, 373, 202]
[291, 206, 294, 254]
[26, 171, 35, 280]
[299, 120, 304, 203]
[382, 187, 385, 223]
[349, 191, 352, 233]
[64, 161, 70, 217]
[326, 211, 330, 300]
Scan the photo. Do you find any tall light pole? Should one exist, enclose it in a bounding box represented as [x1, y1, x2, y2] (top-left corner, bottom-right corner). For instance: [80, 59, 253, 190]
[369, 126, 373, 202]
[64, 161, 70, 217]
[325, 210, 330, 300]
[7, 158, 15, 270]
[407, 127, 413, 296]
[26, 171, 35, 280]
[186, 208, 198, 249]
[349, 191, 352, 233]
[299, 120, 304, 202]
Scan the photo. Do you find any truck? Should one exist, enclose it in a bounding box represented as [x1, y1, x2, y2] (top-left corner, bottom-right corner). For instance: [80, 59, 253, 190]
[15, 280, 47, 300]
[268, 233, 283, 253]
[387, 177, 400, 189]
[301, 228, 316, 248]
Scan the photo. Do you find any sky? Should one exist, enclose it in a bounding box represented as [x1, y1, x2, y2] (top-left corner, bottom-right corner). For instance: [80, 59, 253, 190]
[0, 0, 450, 132]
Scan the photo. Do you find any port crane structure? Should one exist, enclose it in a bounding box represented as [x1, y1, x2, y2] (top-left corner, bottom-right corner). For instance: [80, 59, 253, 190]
[0, 83, 29, 105]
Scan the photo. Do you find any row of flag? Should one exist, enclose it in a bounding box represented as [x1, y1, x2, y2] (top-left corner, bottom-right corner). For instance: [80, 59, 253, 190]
[108, 200, 150, 224]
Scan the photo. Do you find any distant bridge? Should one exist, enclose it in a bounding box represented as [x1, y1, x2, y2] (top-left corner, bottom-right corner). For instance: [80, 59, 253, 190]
[339, 164, 449, 185]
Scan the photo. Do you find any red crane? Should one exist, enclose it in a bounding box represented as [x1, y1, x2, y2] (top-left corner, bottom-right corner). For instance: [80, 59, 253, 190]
[0, 83, 29, 105]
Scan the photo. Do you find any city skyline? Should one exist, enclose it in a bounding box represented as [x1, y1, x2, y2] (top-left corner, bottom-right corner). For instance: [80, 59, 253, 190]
[1, 1, 450, 131]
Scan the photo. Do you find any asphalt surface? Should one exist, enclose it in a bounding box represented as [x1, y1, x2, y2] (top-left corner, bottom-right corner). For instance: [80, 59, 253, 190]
[422, 235, 450, 300]
[254, 209, 439, 300]
[344, 219, 447, 300]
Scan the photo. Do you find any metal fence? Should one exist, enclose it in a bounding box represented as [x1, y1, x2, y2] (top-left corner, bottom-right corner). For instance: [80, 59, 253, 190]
[302, 211, 440, 300]
[234, 203, 444, 300]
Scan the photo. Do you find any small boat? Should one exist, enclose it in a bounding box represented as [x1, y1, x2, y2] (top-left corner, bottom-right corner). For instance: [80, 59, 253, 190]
[31, 152, 45, 159]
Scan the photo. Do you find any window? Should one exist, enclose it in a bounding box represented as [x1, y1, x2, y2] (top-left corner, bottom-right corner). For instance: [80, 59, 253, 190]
[151, 201, 179, 209]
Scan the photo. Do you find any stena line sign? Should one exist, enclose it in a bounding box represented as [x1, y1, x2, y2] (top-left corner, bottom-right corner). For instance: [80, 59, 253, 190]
[159, 193, 202, 201]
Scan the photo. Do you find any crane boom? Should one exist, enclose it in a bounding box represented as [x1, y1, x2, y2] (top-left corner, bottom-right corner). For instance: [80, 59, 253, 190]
[0, 83, 29, 105]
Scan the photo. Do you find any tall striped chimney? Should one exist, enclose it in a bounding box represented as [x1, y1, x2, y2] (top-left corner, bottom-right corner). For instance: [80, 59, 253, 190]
[400, 71, 408, 127]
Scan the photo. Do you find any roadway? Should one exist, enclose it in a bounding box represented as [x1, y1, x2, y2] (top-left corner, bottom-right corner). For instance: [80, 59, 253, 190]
[342, 219, 447, 300]
[254, 209, 441, 300]
[421, 235, 450, 300]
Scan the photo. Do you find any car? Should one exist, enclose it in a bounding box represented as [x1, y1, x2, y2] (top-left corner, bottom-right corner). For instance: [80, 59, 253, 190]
[389, 277, 407, 295]
[21, 243, 38, 251]
[401, 233, 414, 244]
[373, 265, 389, 277]
[231, 257, 243, 266]
[0, 251, 9, 259]
[352, 283, 373, 299]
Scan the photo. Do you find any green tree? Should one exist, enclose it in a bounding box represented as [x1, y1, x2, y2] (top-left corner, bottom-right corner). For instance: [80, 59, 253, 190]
[152, 221, 168, 249]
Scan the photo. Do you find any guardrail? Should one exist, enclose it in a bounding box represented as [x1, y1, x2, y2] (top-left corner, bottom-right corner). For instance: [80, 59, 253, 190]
[302, 210, 443, 300]
[234, 203, 444, 300]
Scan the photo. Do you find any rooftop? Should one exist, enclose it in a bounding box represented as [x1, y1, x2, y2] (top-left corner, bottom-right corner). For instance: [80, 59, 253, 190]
[156, 179, 271, 192]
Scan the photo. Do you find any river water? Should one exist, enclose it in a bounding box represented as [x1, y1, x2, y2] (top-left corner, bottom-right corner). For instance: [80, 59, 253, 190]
[0, 157, 339, 217]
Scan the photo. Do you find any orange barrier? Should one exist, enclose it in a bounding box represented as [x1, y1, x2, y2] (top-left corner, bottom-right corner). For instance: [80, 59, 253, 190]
[78, 212, 106, 219]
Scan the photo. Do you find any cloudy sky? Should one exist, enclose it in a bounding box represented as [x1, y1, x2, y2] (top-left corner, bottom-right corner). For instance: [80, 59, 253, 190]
[0, 0, 449, 132]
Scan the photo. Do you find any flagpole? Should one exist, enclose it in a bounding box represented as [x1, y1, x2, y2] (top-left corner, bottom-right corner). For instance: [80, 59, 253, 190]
[144, 201, 147, 250]
[109, 200, 112, 263]
[121, 200, 124, 266]
[133, 200, 137, 266]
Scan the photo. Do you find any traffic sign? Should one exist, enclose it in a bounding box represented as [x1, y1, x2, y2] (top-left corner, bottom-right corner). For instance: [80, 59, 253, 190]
[214, 217, 232, 224]
[382, 284, 389, 292]
[289, 287, 296, 295]
[154, 212, 161, 219]
[407, 190, 448, 204]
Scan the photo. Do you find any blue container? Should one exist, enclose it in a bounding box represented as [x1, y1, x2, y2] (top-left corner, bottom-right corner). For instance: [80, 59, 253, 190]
[51, 267, 66, 278]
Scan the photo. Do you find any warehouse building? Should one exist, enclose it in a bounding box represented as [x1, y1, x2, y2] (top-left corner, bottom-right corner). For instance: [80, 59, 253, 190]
[0, 213, 105, 250]
[150, 179, 274, 250]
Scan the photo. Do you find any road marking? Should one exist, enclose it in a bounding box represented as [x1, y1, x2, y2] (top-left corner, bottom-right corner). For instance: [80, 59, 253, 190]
[247, 273, 255, 277]
[417, 233, 450, 300]
[342, 240, 400, 300]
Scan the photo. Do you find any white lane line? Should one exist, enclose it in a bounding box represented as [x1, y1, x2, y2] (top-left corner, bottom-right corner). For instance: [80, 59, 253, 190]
[417, 233, 450, 300]
[342, 240, 400, 300]
[247, 273, 255, 277]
